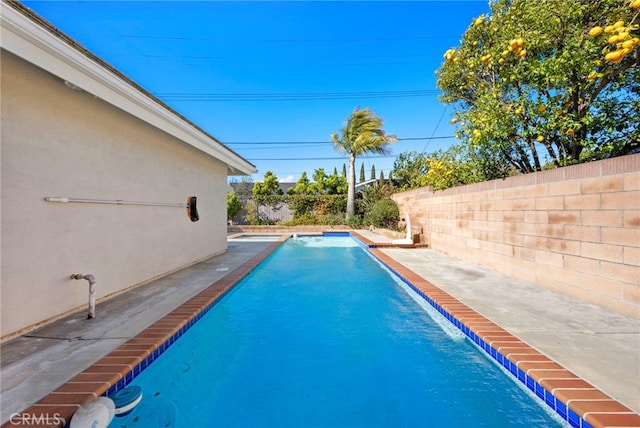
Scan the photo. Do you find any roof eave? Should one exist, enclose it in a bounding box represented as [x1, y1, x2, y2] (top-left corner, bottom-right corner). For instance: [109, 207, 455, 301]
[0, 1, 257, 176]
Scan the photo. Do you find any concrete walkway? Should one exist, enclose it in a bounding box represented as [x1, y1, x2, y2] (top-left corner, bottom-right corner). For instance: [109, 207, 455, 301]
[380, 247, 640, 413]
[1, 241, 275, 423]
[2, 232, 639, 424]
[356, 229, 640, 413]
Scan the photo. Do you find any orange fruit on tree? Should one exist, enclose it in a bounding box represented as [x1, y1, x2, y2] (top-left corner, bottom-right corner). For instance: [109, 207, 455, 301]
[605, 50, 626, 63]
[589, 26, 603, 37]
[473, 16, 485, 27]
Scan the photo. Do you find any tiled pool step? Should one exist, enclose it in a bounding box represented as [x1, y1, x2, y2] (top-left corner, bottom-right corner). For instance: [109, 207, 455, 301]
[350, 230, 428, 248]
[3, 232, 638, 428]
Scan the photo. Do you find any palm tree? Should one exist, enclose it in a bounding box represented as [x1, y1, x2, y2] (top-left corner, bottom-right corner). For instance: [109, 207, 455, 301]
[331, 107, 397, 218]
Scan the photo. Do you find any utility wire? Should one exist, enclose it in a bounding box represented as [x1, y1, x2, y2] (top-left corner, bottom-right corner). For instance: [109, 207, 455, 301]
[158, 89, 439, 102]
[89, 33, 447, 43]
[113, 52, 434, 61]
[247, 156, 393, 161]
[422, 106, 449, 153]
[225, 136, 455, 145]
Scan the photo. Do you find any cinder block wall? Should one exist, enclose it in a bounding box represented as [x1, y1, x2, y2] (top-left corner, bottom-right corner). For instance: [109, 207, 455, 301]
[392, 154, 640, 318]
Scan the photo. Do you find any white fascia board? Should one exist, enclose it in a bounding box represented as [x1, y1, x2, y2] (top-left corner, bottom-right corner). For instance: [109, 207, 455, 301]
[0, 3, 257, 176]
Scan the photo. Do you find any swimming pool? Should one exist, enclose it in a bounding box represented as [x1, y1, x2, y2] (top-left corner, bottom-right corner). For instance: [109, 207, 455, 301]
[113, 236, 566, 427]
[227, 234, 285, 242]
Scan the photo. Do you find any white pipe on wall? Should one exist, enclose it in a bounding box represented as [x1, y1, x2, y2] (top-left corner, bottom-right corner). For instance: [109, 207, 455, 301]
[70, 274, 97, 319]
[45, 196, 188, 208]
[46, 196, 200, 221]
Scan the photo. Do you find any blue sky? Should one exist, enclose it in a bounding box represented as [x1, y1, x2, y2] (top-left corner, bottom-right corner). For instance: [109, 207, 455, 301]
[23, 1, 490, 183]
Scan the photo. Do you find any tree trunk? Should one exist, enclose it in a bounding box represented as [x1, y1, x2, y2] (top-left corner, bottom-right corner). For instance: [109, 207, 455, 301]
[346, 152, 356, 218]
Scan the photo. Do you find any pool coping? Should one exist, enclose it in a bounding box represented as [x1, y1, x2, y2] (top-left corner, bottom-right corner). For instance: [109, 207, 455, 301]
[352, 231, 640, 428]
[4, 231, 638, 428]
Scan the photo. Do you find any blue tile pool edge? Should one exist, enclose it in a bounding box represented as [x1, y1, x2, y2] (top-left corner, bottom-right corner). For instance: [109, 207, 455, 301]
[357, 239, 595, 428]
[93, 238, 289, 405]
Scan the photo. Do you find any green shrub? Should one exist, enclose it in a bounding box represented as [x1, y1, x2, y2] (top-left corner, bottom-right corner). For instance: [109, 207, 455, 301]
[363, 199, 399, 229]
[286, 194, 347, 218]
[346, 215, 364, 228]
[281, 213, 344, 226]
[288, 195, 317, 217]
[243, 201, 275, 225]
[227, 192, 242, 221]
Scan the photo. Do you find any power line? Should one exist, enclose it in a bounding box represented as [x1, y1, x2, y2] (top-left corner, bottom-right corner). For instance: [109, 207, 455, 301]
[113, 52, 435, 61]
[158, 89, 440, 102]
[101, 53, 437, 69]
[119, 60, 432, 69]
[422, 106, 449, 153]
[225, 136, 455, 145]
[90, 33, 448, 44]
[247, 156, 393, 161]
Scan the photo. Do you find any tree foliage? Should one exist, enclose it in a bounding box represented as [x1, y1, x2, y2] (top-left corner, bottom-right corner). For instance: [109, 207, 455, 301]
[391, 150, 429, 190]
[227, 191, 242, 221]
[325, 170, 348, 194]
[288, 169, 347, 195]
[422, 146, 488, 190]
[437, 0, 639, 173]
[252, 170, 282, 196]
[311, 168, 328, 193]
[288, 171, 312, 195]
[229, 177, 254, 197]
[331, 107, 397, 218]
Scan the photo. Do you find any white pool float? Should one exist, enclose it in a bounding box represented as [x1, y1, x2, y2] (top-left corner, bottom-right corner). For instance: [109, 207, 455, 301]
[69, 396, 114, 428]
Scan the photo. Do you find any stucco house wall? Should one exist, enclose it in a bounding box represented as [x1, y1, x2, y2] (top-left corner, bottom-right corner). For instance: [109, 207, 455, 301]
[1, 3, 255, 340]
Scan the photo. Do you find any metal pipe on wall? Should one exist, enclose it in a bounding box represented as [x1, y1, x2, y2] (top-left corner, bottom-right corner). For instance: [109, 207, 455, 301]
[44, 196, 188, 208]
[44, 196, 199, 221]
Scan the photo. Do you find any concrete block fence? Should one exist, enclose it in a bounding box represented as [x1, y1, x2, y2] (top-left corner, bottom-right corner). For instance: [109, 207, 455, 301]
[392, 154, 640, 318]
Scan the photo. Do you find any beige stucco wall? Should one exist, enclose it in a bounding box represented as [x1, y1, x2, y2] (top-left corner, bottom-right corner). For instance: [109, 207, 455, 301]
[392, 155, 640, 318]
[1, 51, 229, 339]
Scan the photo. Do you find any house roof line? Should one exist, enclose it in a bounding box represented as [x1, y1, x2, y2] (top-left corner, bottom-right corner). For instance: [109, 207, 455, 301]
[1, 0, 257, 176]
[355, 178, 380, 191]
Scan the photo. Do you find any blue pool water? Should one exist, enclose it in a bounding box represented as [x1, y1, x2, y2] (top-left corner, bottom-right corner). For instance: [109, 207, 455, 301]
[113, 236, 565, 427]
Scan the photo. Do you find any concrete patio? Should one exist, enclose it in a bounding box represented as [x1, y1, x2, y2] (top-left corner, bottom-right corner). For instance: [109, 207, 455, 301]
[1, 230, 638, 425]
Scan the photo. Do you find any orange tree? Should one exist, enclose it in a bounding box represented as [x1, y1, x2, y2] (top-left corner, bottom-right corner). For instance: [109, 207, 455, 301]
[437, 0, 639, 173]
